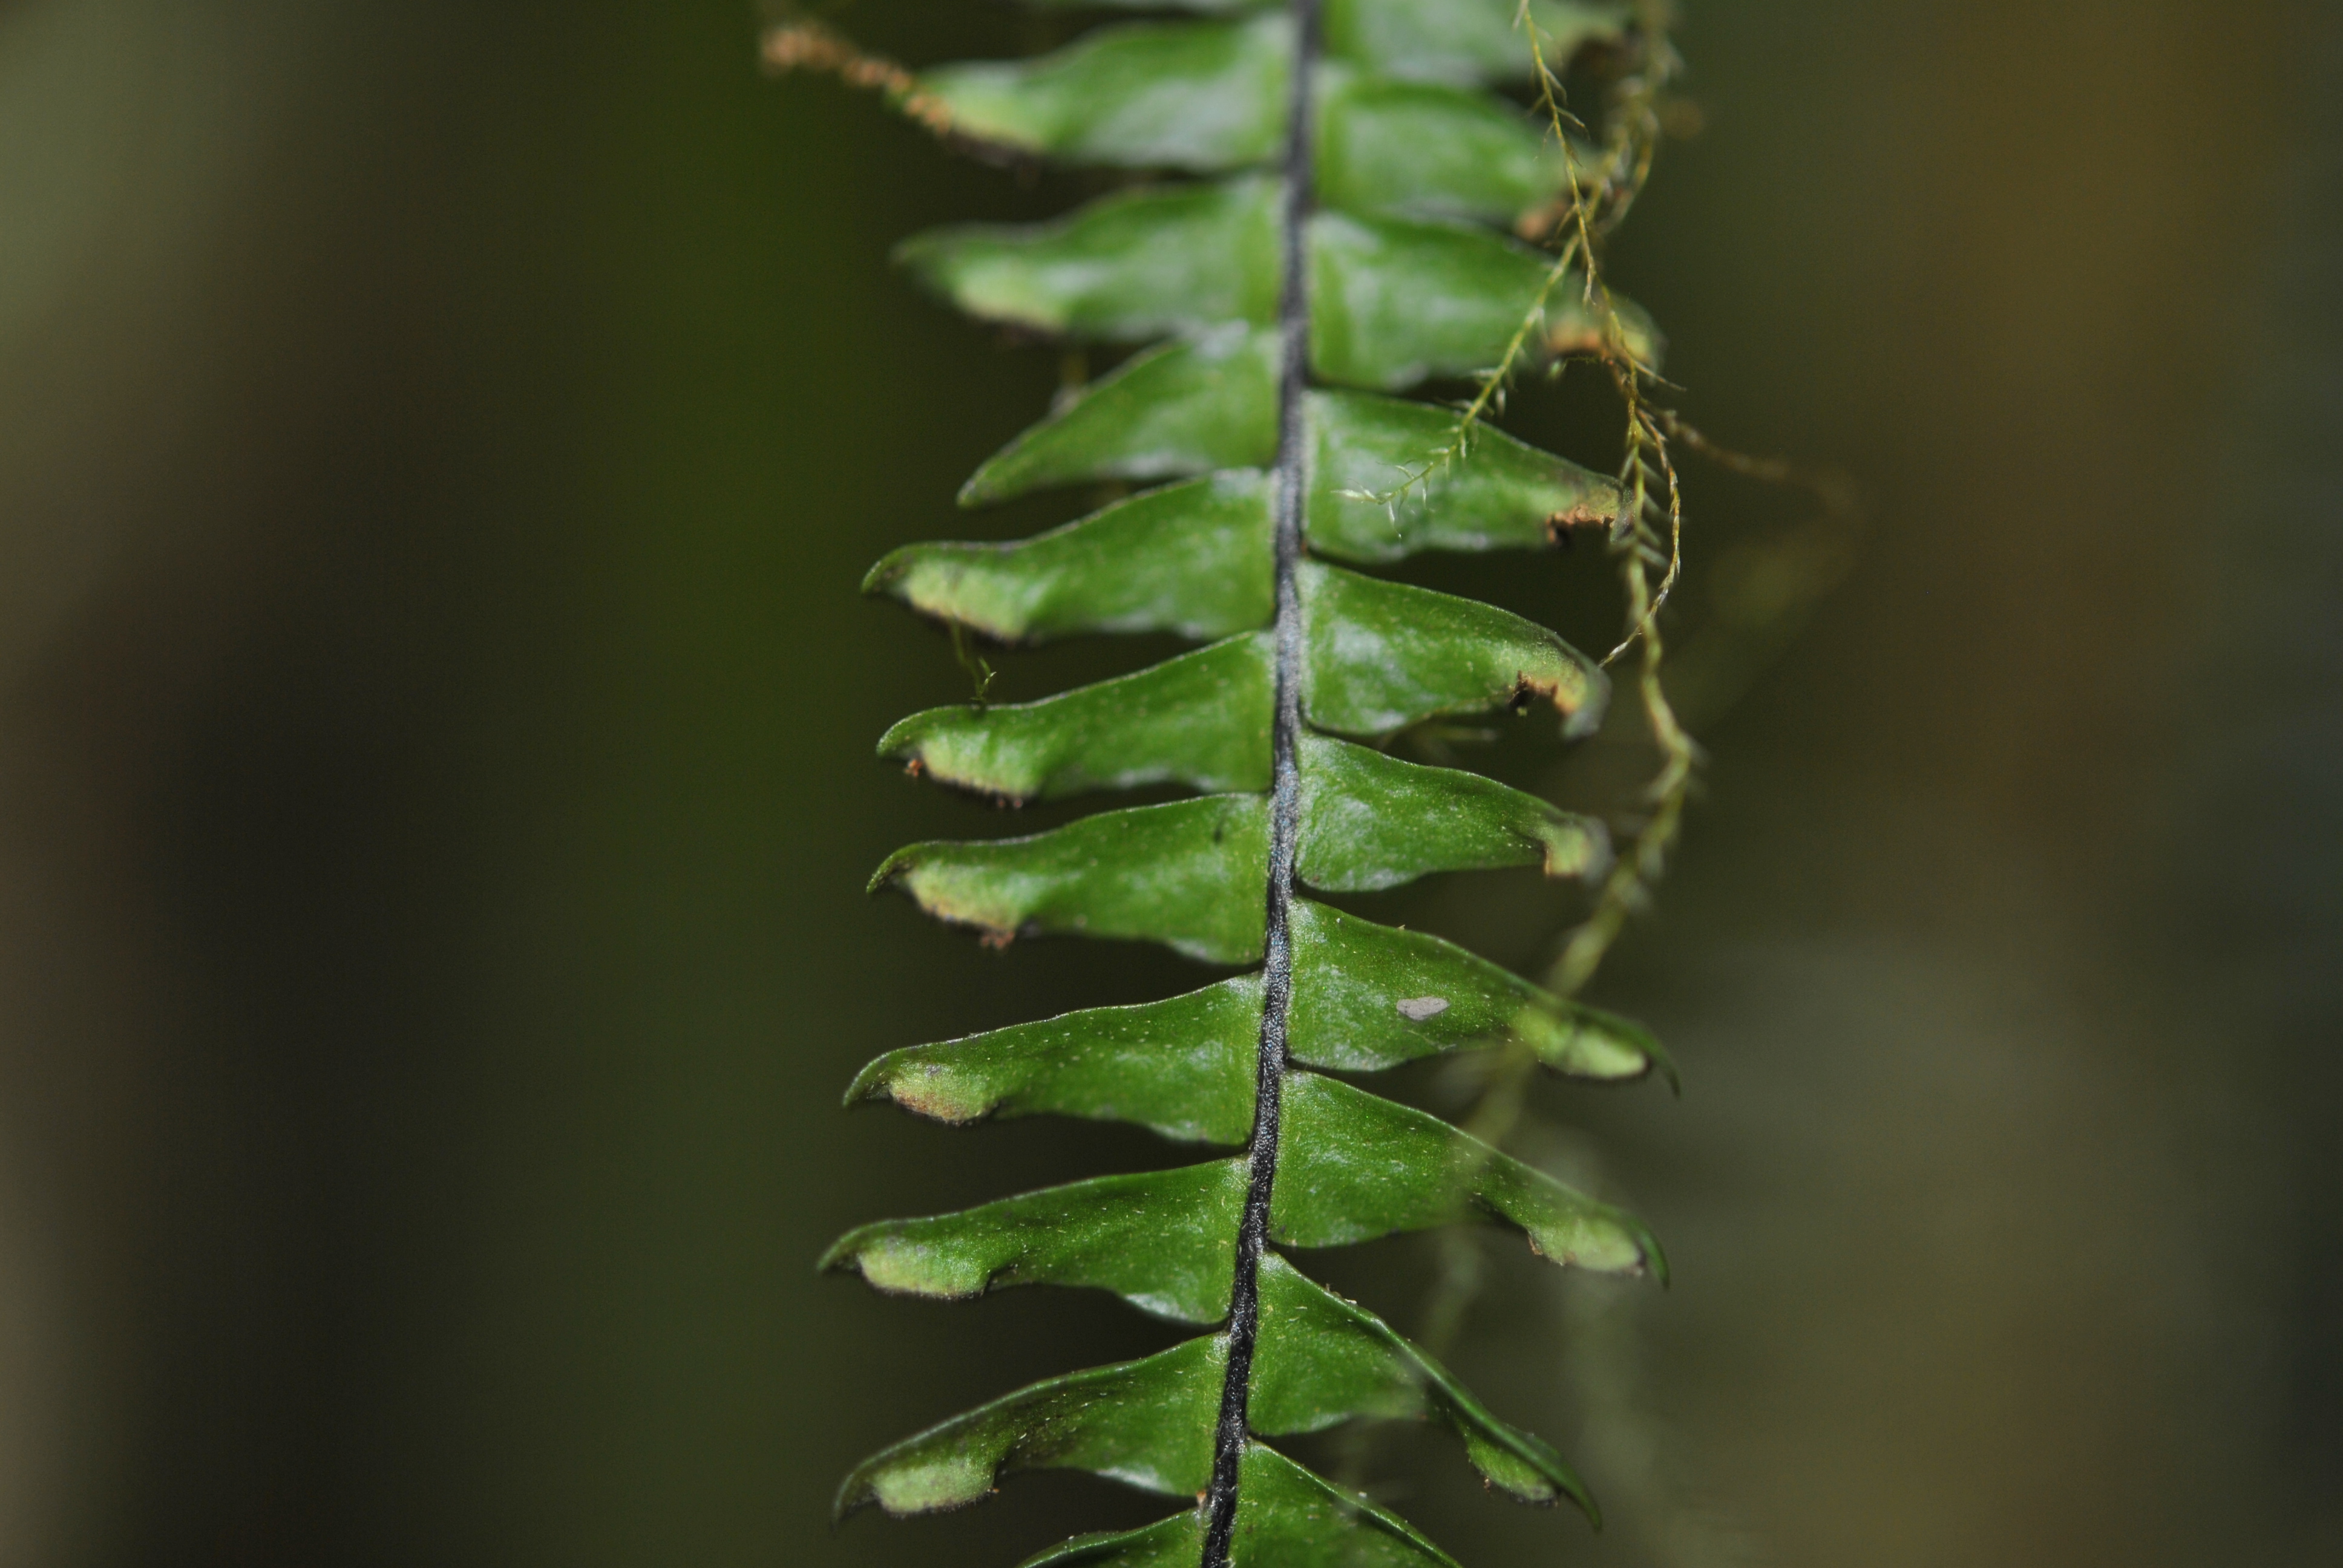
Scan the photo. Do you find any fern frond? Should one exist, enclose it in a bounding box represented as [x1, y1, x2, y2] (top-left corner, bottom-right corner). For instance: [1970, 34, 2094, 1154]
[784, 1, 1696, 1561]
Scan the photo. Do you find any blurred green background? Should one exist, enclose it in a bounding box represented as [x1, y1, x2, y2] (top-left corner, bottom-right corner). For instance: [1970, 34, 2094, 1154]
[1, 1, 2336, 1563]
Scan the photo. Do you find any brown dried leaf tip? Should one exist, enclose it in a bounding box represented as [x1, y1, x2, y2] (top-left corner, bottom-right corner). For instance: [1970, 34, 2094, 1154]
[760, 21, 956, 138]
[1544, 500, 1610, 546]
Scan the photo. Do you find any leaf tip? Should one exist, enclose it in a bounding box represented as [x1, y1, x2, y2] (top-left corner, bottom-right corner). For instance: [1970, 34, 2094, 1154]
[1544, 496, 1615, 546]
[1642, 1223, 1673, 1289]
[842, 1055, 893, 1109]
[861, 549, 914, 596]
[1538, 812, 1613, 883]
[830, 1472, 874, 1525]
[954, 469, 1003, 509]
[874, 713, 925, 763]
[867, 846, 920, 895]
[814, 1229, 863, 1277]
[1519, 1001, 1657, 1083]
[848, 1050, 1001, 1124]
[1558, 659, 1611, 742]
[1651, 1036, 1685, 1099]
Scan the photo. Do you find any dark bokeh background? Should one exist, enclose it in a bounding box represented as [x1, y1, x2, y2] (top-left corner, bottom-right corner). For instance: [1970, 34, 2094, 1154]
[1, 1, 2336, 1563]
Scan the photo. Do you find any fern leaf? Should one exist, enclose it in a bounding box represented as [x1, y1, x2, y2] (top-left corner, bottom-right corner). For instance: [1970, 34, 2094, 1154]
[848, 981, 1266, 1143]
[1017, 0, 1629, 90]
[923, 15, 1595, 224]
[1014, 1445, 1459, 1568]
[905, 188, 1659, 377]
[1309, 211, 1662, 385]
[879, 636, 1275, 802]
[960, 328, 1282, 502]
[922, 16, 1291, 170]
[880, 571, 1601, 809]
[1285, 901, 1671, 1082]
[901, 179, 1285, 340]
[878, 735, 1609, 956]
[806, 1, 1688, 1560]
[845, 908, 1668, 1142]
[874, 794, 1272, 962]
[823, 1161, 1247, 1323]
[1305, 389, 1622, 560]
[1316, 71, 1594, 224]
[838, 1338, 1225, 1517]
[865, 472, 1276, 643]
[1296, 734, 1611, 887]
[1273, 1072, 1663, 1276]
[1296, 563, 1608, 736]
[874, 400, 1616, 627]
[1321, 0, 1628, 85]
[962, 330, 1624, 551]
[839, 1252, 1589, 1521]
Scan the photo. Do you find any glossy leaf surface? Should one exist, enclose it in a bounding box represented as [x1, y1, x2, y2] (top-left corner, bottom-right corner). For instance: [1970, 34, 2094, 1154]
[831, 0, 1688, 1557]
[1023, 0, 1269, 14]
[822, 1160, 1246, 1324]
[845, 901, 1666, 1146]
[880, 635, 1273, 803]
[1300, 563, 1609, 738]
[867, 473, 1274, 644]
[838, 1252, 1583, 1521]
[1276, 1073, 1665, 1278]
[1323, 0, 1627, 83]
[960, 326, 1280, 505]
[1312, 211, 1662, 388]
[902, 178, 1281, 340]
[839, 1337, 1224, 1517]
[872, 736, 1596, 958]
[1317, 72, 1577, 224]
[931, 7, 1606, 210]
[1288, 901, 1667, 1082]
[1307, 388, 1622, 561]
[923, 17, 1289, 170]
[962, 359, 1619, 560]
[1018, 0, 1628, 88]
[908, 193, 1660, 381]
[873, 794, 1271, 963]
[1249, 1255, 1590, 1511]
[1297, 733, 1608, 889]
[825, 1071, 1662, 1321]
[880, 578, 1605, 802]
[848, 978, 1263, 1145]
[1018, 1444, 1458, 1568]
